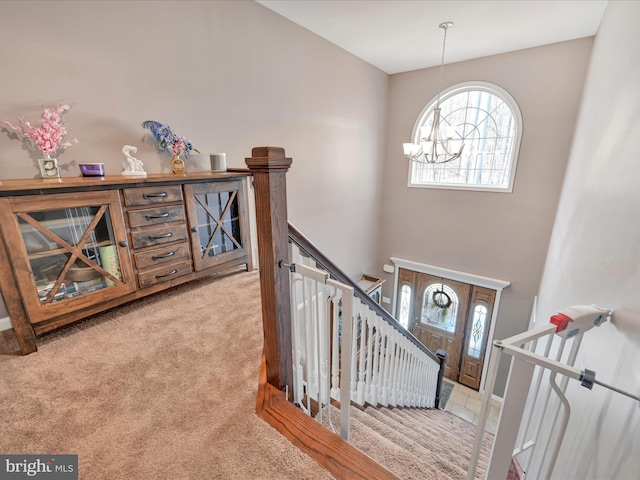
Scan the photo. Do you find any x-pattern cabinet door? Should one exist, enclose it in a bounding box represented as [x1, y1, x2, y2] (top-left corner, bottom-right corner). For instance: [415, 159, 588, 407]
[0, 190, 136, 324]
[183, 180, 249, 272]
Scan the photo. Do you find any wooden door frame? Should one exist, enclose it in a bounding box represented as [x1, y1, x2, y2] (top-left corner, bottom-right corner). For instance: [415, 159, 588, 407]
[390, 257, 510, 394]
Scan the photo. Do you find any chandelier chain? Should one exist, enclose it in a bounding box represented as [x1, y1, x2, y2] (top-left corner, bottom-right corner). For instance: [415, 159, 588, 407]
[402, 21, 464, 165]
[437, 24, 449, 108]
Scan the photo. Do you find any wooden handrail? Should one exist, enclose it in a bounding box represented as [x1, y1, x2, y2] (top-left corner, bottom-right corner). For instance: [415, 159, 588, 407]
[288, 223, 440, 363]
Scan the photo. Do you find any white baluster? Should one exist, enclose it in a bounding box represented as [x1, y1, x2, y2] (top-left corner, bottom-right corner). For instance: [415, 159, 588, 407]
[364, 310, 375, 404]
[302, 276, 318, 414]
[329, 291, 341, 401]
[350, 313, 359, 401]
[337, 281, 354, 441]
[317, 281, 330, 409]
[380, 322, 392, 407]
[290, 274, 305, 406]
[389, 334, 400, 406]
[356, 312, 368, 405]
[398, 346, 408, 406]
[369, 316, 381, 406]
[407, 350, 416, 407]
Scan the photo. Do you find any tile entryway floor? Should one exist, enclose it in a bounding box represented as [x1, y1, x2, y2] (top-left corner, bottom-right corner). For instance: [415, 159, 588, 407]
[442, 379, 502, 434]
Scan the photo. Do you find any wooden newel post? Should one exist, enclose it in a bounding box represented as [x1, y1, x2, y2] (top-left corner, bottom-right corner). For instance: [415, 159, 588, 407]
[246, 147, 293, 396]
[435, 349, 448, 409]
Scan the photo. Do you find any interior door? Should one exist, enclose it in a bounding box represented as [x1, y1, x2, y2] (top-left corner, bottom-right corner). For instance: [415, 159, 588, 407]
[458, 286, 496, 390]
[411, 273, 471, 382]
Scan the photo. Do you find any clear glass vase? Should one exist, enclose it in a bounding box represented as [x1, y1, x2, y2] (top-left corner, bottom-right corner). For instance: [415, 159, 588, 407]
[38, 154, 60, 178]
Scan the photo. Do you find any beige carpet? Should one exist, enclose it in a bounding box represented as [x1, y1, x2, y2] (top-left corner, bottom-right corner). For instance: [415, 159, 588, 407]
[318, 402, 493, 480]
[0, 269, 332, 480]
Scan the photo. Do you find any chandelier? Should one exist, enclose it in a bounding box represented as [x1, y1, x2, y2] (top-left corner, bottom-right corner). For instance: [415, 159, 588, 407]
[403, 22, 465, 164]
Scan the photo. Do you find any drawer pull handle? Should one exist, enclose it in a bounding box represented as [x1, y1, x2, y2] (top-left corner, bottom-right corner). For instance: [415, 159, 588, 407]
[146, 212, 170, 220]
[152, 251, 176, 260]
[143, 192, 168, 198]
[149, 232, 173, 240]
[118, 241, 129, 247]
[156, 269, 179, 279]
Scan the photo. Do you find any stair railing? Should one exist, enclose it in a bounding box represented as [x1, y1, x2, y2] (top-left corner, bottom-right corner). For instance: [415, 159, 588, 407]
[245, 146, 446, 445]
[285, 259, 354, 440]
[287, 238, 442, 440]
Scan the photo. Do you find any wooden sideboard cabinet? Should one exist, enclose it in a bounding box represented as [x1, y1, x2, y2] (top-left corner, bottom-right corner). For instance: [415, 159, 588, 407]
[0, 172, 252, 355]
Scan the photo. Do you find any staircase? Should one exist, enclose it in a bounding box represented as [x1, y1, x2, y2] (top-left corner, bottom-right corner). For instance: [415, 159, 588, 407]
[247, 147, 492, 479]
[319, 404, 494, 480]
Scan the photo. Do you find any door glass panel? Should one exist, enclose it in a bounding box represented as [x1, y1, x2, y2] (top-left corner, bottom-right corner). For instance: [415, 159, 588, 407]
[467, 304, 488, 358]
[18, 206, 122, 305]
[193, 191, 242, 260]
[421, 283, 459, 334]
[398, 284, 411, 329]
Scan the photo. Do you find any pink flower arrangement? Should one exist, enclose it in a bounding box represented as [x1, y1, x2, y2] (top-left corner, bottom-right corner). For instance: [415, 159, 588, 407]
[3, 104, 79, 157]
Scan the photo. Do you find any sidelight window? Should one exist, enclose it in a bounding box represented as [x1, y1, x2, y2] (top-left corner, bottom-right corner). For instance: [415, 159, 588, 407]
[398, 284, 412, 329]
[467, 304, 489, 358]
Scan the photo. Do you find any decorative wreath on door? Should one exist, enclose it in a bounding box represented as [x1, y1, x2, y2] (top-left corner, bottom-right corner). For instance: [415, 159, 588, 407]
[432, 287, 452, 309]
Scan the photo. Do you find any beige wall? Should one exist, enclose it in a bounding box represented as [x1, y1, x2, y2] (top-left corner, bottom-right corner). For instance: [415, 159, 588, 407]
[532, 1, 640, 478]
[0, 2, 388, 315]
[381, 38, 594, 394]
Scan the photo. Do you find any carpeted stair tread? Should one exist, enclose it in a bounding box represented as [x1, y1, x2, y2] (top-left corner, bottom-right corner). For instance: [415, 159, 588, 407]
[409, 408, 494, 472]
[398, 407, 494, 460]
[347, 411, 461, 479]
[385, 406, 488, 448]
[365, 407, 474, 477]
[351, 407, 469, 479]
[363, 406, 493, 479]
[351, 407, 448, 459]
[409, 408, 495, 456]
[366, 407, 456, 450]
[367, 407, 453, 446]
[317, 404, 470, 479]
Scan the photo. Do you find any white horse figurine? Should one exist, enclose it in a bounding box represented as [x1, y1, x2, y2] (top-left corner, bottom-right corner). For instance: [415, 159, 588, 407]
[121, 145, 147, 176]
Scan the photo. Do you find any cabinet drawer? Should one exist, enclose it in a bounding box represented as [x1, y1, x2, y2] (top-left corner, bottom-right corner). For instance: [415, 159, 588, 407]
[137, 259, 193, 288]
[130, 224, 188, 249]
[127, 205, 185, 228]
[134, 242, 191, 270]
[123, 185, 183, 207]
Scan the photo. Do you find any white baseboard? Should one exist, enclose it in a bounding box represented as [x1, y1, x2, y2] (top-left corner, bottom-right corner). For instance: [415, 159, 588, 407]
[0, 316, 11, 332]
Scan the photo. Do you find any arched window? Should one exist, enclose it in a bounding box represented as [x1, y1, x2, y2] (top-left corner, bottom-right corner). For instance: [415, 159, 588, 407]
[409, 82, 522, 192]
[398, 284, 412, 330]
[421, 284, 459, 334]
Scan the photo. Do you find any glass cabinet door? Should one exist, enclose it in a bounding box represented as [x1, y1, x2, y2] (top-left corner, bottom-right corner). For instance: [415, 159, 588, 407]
[184, 180, 248, 271]
[5, 191, 135, 323]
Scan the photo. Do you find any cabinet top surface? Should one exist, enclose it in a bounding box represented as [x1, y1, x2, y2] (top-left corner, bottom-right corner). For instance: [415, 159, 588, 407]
[0, 170, 250, 196]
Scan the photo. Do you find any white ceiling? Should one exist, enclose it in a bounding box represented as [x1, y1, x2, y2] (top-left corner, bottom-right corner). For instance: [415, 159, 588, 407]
[257, 0, 609, 74]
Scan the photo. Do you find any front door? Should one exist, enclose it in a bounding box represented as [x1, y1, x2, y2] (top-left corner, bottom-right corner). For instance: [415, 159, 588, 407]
[395, 268, 496, 389]
[413, 273, 471, 382]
